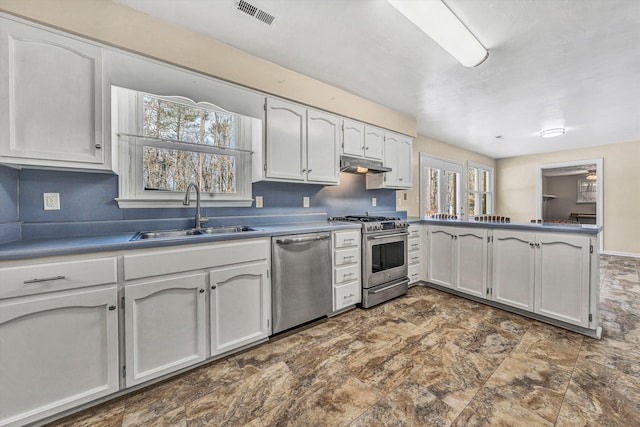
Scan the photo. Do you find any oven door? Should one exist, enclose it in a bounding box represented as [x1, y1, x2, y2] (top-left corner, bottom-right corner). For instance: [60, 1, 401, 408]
[363, 230, 408, 288]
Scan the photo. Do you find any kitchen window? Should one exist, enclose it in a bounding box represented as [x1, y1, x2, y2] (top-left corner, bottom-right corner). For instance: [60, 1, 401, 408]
[420, 154, 464, 217]
[467, 162, 494, 216]
[113, 87, 256, 208]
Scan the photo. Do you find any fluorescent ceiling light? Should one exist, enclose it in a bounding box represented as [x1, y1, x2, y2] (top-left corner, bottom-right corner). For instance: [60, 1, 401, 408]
[387, 0, 488, 67]
[540, 128, 566, 138]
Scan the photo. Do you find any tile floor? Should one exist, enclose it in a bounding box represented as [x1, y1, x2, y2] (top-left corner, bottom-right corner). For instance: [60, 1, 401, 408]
[48, 255, 640, 426]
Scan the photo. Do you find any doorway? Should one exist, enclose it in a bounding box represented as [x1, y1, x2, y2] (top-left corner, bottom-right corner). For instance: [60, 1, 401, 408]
[536, 159, 603, 249]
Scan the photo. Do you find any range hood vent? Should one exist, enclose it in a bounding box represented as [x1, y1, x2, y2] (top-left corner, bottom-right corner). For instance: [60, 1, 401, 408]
[235, 0, 279, 26]
[340, 156, 391, 174]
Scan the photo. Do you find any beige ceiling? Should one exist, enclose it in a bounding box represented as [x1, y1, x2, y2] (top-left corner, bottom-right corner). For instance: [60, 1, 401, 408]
[117, 0, 640, 159]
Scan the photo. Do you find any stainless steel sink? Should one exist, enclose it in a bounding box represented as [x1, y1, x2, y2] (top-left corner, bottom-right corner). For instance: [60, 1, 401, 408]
[130, 226, 259, 240]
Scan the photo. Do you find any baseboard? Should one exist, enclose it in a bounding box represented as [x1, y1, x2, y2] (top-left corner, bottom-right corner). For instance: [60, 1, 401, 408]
[602, 250, 640, 259]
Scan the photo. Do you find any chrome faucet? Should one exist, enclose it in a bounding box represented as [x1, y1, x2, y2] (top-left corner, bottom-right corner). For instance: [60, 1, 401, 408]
[183, 183, 207, 230]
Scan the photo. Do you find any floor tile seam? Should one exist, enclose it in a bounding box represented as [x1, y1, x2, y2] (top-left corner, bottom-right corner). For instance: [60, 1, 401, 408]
[449, 334, 518, 426]
[552, 336, 585, 426]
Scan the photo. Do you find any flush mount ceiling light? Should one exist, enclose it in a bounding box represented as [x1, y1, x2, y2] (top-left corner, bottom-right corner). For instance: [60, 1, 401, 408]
[387, 0, 488, 67]
[539, 128, 565, 138]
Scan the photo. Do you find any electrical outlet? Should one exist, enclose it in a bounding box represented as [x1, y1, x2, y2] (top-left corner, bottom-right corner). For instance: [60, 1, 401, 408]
[255, 196, 263, 208]
[371, 197, 377, 207]
[43, 193, 60, 211]
[404, 193, 408, 200]
[303, 197, 310, 208]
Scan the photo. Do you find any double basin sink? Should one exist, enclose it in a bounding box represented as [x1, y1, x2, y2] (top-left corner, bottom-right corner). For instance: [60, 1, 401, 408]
[131, 225, 260, 241]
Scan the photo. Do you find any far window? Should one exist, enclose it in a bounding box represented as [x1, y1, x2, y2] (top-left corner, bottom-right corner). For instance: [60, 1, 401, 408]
[420, 154, 464, 217]
[467, 162, 494, 216]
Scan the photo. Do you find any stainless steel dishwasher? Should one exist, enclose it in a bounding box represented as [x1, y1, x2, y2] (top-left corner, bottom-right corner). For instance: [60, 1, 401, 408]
[272, 232, 332, 334]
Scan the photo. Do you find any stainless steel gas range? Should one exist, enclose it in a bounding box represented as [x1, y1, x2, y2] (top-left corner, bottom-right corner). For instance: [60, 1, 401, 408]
[329, 215, 409, 308]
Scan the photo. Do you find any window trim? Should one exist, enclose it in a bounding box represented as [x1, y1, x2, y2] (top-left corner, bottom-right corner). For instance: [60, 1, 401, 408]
[113, 87, 256, 208]
[466, 161, 495, 217]
[419, 153, 464, 218]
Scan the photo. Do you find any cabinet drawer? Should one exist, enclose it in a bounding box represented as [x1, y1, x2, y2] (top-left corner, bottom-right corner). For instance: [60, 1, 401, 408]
[408, 240, 421, 253]
[334, 247, 360, 267]
[124, 238, 269, 280]
[0, 257, 118, 299]
[408, 264, 423, 283]
[334, 231, 360, 249]
[408, 227, 421, 239]
[334, 264, 360, 285]
[334, 281, 361, 310]
[408, 251, 422, 266]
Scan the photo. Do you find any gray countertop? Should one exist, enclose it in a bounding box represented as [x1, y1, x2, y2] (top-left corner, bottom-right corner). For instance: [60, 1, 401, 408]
[0, 221, 361, 261]
[419, 218, 601, 234]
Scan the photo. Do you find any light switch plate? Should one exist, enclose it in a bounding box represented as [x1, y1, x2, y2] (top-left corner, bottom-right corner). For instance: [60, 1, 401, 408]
[371, 197, 377, 207]
[43, 193, 60, 210]
[303, 197, 310, 208]
[255, 196, 263, 208]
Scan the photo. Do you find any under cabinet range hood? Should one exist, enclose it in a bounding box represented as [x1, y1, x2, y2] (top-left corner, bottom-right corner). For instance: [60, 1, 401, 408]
[340, 156, 391, 174]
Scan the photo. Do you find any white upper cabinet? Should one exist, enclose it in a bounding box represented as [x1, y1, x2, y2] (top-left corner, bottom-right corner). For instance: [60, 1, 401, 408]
[342, 121, 384, 161]
[306, 109, 340, 184]
[264, 98, 306, 181]
[0, 18, 109, 171]
[366, 131, 413, 189]
[342, 119, 365, 158]
[363, 126, 384, 160]
[261, 98, 339, 184]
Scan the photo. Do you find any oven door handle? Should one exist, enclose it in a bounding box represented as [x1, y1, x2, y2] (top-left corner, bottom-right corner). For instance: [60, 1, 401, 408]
[367, 232, 409, 240]
[371, 278, 410, 294]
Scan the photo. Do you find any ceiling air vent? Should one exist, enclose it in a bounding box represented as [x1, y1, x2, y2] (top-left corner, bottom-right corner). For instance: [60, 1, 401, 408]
[235, 0, 278, 26]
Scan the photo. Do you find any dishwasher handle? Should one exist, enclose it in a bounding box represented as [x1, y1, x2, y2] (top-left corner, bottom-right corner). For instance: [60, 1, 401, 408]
[275, 234, 330, 245]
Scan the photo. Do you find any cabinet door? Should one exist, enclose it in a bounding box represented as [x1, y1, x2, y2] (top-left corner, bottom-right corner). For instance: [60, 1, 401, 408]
[307, 109, 339, 184]
[0, 19, 106, 168]
[265, 98, 306, 181]
[364, 126, 384, 160]
[492, 230, 535, 311]
[388, 134, 412, 188]
[342, 119, 365, 157]
[427, 226, 455, 288]
[535, 233, 591, 327]
[0, 287, 118, 427]
[210, 261, 270, 356]
[125, 273, 207, 386]
[396, 137, 413, 186]
[454, 227, 487, 298]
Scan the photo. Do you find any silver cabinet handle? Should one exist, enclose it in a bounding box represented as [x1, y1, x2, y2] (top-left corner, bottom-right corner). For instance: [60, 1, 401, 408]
[95, 143, 102, 149]
[344, 293, 355, 299]
[211, 285, 217, 290]
[276, 234, 330, 244]
[302, 169, 306, 173]
[308, 169, 312, 173]
[24, 275, 66, 284]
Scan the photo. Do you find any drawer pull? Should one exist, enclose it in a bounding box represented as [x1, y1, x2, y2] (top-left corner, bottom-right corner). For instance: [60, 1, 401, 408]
[24, 275, 66, 284]
[199, 289, 205, 293]
[344, 293, 355, 299]
[343, 272, 355, 278]
[108, 305, 116, 311]
[343, 255, 354, 261]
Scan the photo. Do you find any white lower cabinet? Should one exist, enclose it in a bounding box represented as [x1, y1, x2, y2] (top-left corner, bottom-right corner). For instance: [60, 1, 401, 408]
[0, 286, 119, 427]
[124, 272, 207, 386]
[332, 230, 361, 311]
[534, 233, 591, 327]
[492, 230, 536, 311]
[427, 226, 455, 288]
[454, 228, 488, 298]
[427, 225, 487, 297]
[407, 224, 424, 285]
[209, 261, 270, 356]
[491, 230, 592, 327]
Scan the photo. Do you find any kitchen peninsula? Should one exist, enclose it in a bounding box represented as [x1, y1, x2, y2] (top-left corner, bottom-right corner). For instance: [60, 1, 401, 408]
[420, 218, 601, 338]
